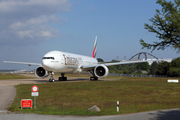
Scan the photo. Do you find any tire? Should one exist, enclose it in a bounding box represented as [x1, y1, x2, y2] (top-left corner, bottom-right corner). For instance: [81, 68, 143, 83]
[59, 77, 67, 81]
[64, 77, 67, 81]
[90, 77, 98, 81]
[59, 77, 63, 81]
[49, 78, 55, 82]
[94, 77, 98, 80]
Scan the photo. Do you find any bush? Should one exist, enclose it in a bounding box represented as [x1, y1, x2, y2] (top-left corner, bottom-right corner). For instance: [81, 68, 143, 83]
[167, 68, 180, 77]
[155, 61, 171, 76]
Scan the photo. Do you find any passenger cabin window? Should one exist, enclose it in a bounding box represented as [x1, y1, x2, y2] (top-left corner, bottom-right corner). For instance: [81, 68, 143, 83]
[42, 57, 55, 60]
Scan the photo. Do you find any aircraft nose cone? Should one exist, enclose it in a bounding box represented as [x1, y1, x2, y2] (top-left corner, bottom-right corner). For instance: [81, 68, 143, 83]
[42, 59, 50, 70]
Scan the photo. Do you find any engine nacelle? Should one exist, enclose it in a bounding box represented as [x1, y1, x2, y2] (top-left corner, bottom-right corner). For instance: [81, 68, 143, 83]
[94, 64, 109, 78]
[35, 67, 49, 78]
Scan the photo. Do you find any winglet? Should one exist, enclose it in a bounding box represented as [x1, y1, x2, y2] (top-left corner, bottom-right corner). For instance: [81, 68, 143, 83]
[92, 36, 97, 58]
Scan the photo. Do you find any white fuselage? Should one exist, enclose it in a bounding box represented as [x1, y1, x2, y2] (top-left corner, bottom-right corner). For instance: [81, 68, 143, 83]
[42, 51, 98, 73]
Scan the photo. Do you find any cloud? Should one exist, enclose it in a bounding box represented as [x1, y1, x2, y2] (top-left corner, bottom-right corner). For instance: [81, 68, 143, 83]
[0, 0, 71, 46]
[0, 0, 71, 16]
[9, 15, 59, 39]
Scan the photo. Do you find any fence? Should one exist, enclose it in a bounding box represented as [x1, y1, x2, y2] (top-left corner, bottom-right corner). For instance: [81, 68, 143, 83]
[81, 72, 167, 78]
[108, 73, 167, 78]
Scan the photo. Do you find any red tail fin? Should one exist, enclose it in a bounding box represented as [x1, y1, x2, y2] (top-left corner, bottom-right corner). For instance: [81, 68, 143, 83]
[92, 36, 97, 58]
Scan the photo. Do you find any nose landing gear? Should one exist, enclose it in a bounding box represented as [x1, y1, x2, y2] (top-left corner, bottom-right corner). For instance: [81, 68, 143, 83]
[48, 72, 67, 82]
[49, 72, 55, 82]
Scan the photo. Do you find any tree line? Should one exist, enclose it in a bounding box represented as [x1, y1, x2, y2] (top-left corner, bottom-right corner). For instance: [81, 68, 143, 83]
[97, 57, 180, 77]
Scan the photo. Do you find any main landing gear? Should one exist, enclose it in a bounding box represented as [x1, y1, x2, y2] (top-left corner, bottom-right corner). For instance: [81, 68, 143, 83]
[59, 73, 67, 81]
[89, 70, 98, 81]
[90, 76, 98, 81]
[48, 72, 67, 82]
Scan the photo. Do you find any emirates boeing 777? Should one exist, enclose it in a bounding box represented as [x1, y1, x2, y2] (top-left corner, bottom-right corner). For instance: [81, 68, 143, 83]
[4, 36, 148, 82]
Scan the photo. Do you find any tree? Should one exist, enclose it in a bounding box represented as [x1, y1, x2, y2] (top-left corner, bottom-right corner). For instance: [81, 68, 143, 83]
[140, 0, 180, 52]
[129, 64, 136, 73]
[167, 67, 180, 77]
[108, 59, 119, 73]
[171, 57, 180, 67]
[155, 61, 171, 75]
[97, 58, 104, 62]
[135, 62, 150, 71]
[149, 61, 158, 75]
[167, 57, 180, 77]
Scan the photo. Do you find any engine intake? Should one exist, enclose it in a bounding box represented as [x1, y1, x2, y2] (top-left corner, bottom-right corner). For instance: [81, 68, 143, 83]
[94, 64, 109, 78]
[35, 67, 49, 78]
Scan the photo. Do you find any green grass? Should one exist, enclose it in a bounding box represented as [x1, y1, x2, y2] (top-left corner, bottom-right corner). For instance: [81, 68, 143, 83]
[8, 77, 180, 115]
[0, 73, 34, 80]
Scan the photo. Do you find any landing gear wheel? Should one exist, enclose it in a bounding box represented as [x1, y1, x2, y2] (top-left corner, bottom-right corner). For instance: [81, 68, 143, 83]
[89, 70, 98, 81]
[59, 77, 67, 81]
[90, 77, 98, 81]
[49, 78, 55, 82]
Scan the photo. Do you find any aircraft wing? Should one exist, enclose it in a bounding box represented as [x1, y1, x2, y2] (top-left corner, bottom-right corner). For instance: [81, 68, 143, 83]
[3, 61, 41, 66]
[104, 60, 148, 66]
[82, 60, 149, 70]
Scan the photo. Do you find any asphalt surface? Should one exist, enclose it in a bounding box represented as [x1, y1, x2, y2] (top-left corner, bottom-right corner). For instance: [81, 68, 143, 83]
[0, 85, 16, 111]
[0, 108, 180, 120]
[0, 75, 180, 120]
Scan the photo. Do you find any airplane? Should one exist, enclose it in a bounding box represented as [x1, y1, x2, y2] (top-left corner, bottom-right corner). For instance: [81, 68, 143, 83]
[4, 36, 149, 82]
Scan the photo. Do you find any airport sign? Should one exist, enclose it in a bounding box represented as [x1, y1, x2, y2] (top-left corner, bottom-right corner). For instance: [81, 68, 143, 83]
[31, 92, 39, 96]
[32, 85, 38, 92]
[21, 99, 32, 109]
[167, 79, 179, 83]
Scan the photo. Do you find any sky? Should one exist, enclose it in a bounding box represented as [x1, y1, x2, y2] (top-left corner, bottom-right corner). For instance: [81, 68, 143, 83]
[0, 0, 179, 70]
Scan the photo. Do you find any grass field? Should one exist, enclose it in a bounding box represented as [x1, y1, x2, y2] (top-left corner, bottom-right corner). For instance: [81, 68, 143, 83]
[8, 77, 180, 115]
[0, 73, 34, 80]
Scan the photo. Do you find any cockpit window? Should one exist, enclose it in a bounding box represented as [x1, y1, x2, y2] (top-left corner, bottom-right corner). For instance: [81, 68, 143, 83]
[42, 57, 55, 60]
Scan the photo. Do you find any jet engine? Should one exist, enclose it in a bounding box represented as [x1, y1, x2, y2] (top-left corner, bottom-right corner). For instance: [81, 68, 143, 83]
[35, 67, 49, 78]
[94, 64, 109, 78]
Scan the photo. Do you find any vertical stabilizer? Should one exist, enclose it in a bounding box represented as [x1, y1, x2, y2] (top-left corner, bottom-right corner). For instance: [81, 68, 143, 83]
[92, 36, 97, 58]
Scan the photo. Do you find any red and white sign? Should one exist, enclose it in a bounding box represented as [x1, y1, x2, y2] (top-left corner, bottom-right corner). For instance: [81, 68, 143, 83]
[21, 99, 32, 109]
[32, 85, 38, 92]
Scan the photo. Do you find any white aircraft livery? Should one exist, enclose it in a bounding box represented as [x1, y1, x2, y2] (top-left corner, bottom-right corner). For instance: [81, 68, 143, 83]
[4, 36, 148, 82]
